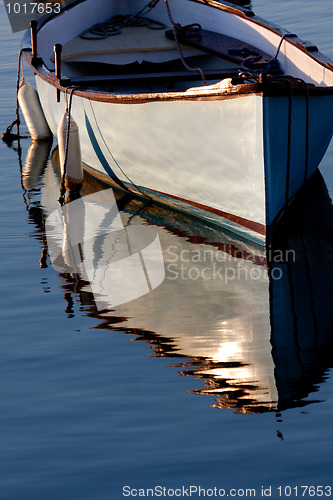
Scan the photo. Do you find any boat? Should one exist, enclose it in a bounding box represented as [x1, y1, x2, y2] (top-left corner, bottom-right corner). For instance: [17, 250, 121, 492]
[20, 0, 333, 245]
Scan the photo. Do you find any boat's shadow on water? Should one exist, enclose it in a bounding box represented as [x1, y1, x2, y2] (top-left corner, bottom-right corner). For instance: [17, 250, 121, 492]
[21, 141, 333, 415]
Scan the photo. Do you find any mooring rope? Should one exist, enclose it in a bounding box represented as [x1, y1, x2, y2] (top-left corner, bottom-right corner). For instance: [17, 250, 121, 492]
[240, 33, 295, 77]
[296, 78, 310, 222]
[58, 87, 77, 205]
[163, 0, 207, 84]
[80, 0, 164, 39]
[297, 79, 309, 189]
[263, 33, 293, 75]
[80, 14, 166, 40]
[1, 49, 29, 144]
[284, 77, 293, 209]
[15, 50, 23, 130]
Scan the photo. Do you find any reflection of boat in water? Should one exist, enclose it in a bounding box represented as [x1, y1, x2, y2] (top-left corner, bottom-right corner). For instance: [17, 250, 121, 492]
[269, 176, 333, 411]
[23, 142, 333, 413]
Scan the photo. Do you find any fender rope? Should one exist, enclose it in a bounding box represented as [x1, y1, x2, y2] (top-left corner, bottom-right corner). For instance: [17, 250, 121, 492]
[59, 87, 77, 206]
[1, 49, 29, 144]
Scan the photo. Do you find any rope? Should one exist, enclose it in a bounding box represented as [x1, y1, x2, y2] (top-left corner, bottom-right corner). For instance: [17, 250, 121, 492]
[1, 50, 29, 144]
[80, 15, 167, 40]
[78, 0, 206, 83]
[123, 0, 163, 28]
[133, 0, 161, 17]
[296, 78, 310, 222]
[163, 0, 207, 84]
[16, 50, 23, 131]
[80, 0, 164, 40]
[274, 75, 308, 217]
[107, 155, 154, 201]
[240, 33, 295, 77]
[262, 33, 291, 75]
[297, 79, 309, 188]
[58, 87, 77, 205]
[282, 77, 293, 210]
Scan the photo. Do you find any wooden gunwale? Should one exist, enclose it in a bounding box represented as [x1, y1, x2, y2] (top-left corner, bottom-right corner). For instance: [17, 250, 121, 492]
[24, 52, 333, 106]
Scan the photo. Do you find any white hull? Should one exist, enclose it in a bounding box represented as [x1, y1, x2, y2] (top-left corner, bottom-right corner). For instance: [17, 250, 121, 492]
[22, 0, 333, 244]
[36, 74, 333, 242]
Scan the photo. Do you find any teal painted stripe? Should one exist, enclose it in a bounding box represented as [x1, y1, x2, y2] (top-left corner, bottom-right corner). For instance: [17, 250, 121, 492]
[84, 111, 128, 191]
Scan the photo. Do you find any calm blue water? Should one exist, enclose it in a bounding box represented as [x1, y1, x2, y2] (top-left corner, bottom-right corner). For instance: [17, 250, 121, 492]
[1, 2, 333, 500]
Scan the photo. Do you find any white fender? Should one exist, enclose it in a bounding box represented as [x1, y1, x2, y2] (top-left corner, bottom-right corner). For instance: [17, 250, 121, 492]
[18, 79, 52, 141]
[57, 111, 83, 192]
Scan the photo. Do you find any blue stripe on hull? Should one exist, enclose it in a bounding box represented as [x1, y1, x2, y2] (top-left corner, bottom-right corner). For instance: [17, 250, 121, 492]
[84, 111, 128, 192]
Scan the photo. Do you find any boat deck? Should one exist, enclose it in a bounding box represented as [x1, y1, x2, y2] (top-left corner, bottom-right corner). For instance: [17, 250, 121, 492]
[62, 57, 242, 94]
[54, 16, 273, 94]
